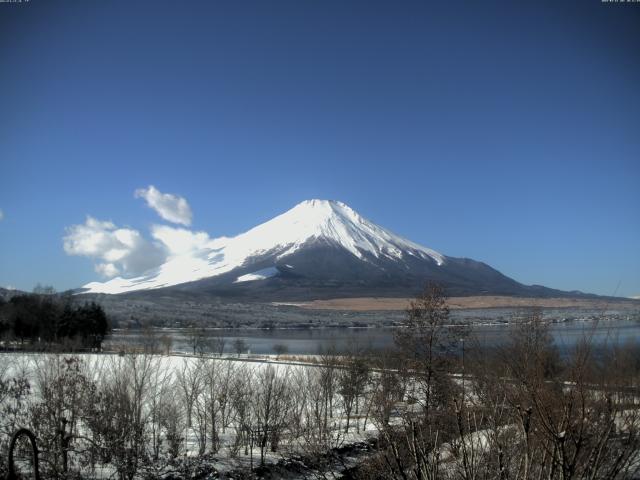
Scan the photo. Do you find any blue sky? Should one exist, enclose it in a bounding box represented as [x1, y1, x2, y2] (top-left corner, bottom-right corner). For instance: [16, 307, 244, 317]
[0, 0, 638, 297]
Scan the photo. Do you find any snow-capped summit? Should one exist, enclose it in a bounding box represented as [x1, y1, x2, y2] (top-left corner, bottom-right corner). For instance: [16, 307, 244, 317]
[81, 199, 548, 299]
[217, 199, 444, 266]
[81, 199, 445, 295]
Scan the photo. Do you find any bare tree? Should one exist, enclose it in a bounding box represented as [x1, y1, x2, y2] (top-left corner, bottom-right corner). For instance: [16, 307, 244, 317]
[372, 283, 461, 480]
[175, 358, 204, 455]
[200, 358, 224, 454]
[273, 343, 289, 359]
[187, 326, 206, 355]
[160, 388, 186, 460]
[140, 325, 160, 353]
[158, 390, 185, 460]
[394, 283, 460, 413]
[338, 348, 370, 434]
[229, 365, 254, 458]
[318, 345, 339, 433]
[233, 338, 248, 357]
[84, 354, 156, 480]
[208, 330, 226, 357]
[300, 366, 344, 456]
[253, 365, 291, 465]
[288, 368, 309, 440]
[159, 334, 173, 355]
[498, 312, 640, 480]
[141, 357, 174, 476]
[217, 361, 235, 435]
[29, 355, 93, 478]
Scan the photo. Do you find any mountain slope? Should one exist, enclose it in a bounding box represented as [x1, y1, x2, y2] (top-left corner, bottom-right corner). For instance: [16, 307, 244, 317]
[80, 199, 584, 300]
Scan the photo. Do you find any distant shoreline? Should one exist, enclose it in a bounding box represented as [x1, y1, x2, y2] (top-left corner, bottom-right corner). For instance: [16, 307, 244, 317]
[275, 296, 640, 312]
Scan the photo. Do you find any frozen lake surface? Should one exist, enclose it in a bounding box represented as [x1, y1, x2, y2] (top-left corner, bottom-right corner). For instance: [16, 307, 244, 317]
[105, 316, 640, 355]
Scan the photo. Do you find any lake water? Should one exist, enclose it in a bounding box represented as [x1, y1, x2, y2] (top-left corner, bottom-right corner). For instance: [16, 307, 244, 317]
[105, 317, 640, 355]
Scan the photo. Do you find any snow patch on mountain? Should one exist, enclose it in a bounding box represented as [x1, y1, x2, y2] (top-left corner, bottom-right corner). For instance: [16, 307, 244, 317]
[234, 267, 279, 283]
[80, 199, 445, 294]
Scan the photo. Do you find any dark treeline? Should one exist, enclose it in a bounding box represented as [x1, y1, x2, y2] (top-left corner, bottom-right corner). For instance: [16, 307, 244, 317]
[0, 290, 110, 350]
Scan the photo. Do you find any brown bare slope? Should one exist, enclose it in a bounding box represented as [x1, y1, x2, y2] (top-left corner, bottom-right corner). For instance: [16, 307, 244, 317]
[278, 296, 640, 312]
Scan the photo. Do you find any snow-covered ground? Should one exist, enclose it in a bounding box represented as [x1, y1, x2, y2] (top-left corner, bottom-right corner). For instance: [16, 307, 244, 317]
[0, 352, 379, 478]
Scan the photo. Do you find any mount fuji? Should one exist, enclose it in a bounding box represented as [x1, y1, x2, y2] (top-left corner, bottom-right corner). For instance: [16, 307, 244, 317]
[79, 199, 580, 300]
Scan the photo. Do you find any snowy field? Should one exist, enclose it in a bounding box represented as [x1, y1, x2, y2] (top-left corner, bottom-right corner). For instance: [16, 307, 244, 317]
[0, 352, 379, 478]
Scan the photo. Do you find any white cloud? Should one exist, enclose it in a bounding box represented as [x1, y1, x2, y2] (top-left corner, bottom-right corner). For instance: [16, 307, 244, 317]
[135, 185, 193, 226]
[151, 225, 213, 257]
[64, 188, 207, 282]
[95, 263, 120, 277]
[63, 216, 166, 278]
